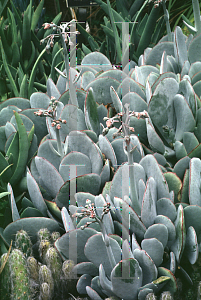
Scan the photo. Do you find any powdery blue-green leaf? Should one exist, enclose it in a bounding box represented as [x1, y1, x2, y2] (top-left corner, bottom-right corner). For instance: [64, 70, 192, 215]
[174, 141, 188, 161]
[30, 92, 50, 109]
[59, 151, 92, 181]
[81, 71, 96, 90]
[133, 249, 157, 286]
[184, 205, 201, 244]
[56, 174, 101, 209]
[178, 78, 197, 119]
[98, 135, 117, 171]
[140, 155, 169, 199]
[72, 262, 99, 277]
[38, 139, 63, 171]
[185, 226, 198, 265]
[46, 77, 61, 100]
[81, 52, 112, 72]
[35, 156, 64, 199]
[141, 177, 157, 228]
[111, 258, 143, 300]
[122, 92, 148, 112]
[174, 26, 188, 69]
[154, 215, 176, 247]
[146, 42, 175, 66]
[141, 238, 164, 267]
[77, 274, 92, 295]
[189, 157, 201, 206]
[85, 77, 120, 105]
[84, 233, 121, 276]
[156, 198, 177, 222]
[55, 227, 97, 262]
[68, 131, 103, 175]
[146, 119, 165, 154]
[122, 239, 134, 260]
[61, 207, 75, 232]
[0, 106, 21, 126]
[170, 204, 186, 262]
[131, 65, 159, 87]
[144, 224, 168, 248]
[117, 77, 145, 100]
[173, 94, 196, 141]
[86, 286, 103, 300]
[26, 168, 48, 217]
[188, 33, 201, 64]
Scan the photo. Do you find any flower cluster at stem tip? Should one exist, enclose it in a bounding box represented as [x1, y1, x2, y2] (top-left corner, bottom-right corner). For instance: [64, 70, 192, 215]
[34, 96, 66, 130]
[72, 200, 111, 230]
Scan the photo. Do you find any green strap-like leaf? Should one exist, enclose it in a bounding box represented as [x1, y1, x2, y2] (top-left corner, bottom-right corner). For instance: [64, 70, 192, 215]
[9, 112, 29, 186]
[31, 0, 45, 31]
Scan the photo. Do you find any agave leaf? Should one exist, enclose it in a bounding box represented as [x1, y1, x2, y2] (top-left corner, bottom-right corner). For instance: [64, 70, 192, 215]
[7, 183, 20, 222]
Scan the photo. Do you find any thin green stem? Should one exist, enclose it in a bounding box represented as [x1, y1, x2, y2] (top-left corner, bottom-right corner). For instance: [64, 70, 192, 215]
[192, 0, 201, 34]
[162, 1, 172, 42]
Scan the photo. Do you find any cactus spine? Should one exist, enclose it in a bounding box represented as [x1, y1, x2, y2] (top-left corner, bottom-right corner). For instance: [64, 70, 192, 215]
[15, 230, 33, 257]
[9, 249, 30, 300]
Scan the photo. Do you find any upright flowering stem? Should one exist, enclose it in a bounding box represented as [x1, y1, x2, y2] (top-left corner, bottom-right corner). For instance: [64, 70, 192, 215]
[103, 105, 149, 216]
[73, 201, 116, 272]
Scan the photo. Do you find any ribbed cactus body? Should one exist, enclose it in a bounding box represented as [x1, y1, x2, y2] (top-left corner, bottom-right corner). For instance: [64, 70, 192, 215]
[27, 256, 40, 282]
[62, 260, 75, 280]
[145, 293, 157, 300]
[45, 247, 62, 288]
[38, 228, 51, 242]
[39, 282, 51, 300]
[39, 240, 51, 264]
[160, 291, 174, 299]
[0, 253, 11, 300]
[9, 249, 30, 300]
[39, 265, 54, 298]
[15, 230, 33, 257]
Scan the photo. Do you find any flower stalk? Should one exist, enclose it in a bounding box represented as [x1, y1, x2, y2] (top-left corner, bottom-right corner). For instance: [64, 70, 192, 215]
[72, 200, 117, 271]
[102, 104, 149, 216]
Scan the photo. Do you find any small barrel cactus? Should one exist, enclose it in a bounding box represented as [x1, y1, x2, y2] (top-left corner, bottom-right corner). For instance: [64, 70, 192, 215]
[62, 260, 75, 280]
[45, 247, 62, 288]
[160, 291, 174, 299]
[0, 253, 11, 300]
[39, 240, 51, 263]
[15, 229, 33, 257]
[38, 228, 51, 242]
[51, 231, 60, 244]
[27, 256, 40, 282]
[39, 282, 51, 300]
[39, 265, 54, 298]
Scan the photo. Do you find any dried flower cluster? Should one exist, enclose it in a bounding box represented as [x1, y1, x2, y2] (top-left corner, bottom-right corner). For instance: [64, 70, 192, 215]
[40, 20, 80, 53]
[72, 200, 111, 230]
[34, 96, 66, 130]
[102, 108, 149, 138]
[149, 0, 166, 8]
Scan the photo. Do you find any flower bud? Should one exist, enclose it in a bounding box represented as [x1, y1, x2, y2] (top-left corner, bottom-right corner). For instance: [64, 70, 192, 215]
[56, 124, 61, 130]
